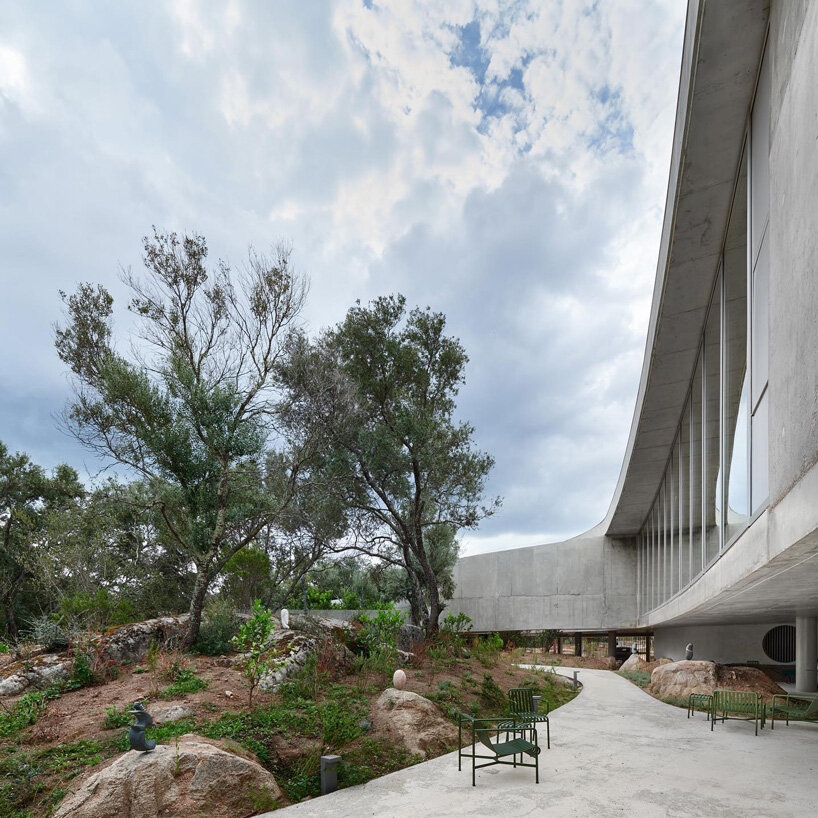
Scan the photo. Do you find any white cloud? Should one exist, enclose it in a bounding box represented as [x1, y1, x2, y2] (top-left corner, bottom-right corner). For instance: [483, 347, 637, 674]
[0, 0, 685, 545]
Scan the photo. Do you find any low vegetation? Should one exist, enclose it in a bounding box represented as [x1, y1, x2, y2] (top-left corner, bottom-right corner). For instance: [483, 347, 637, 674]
[0, 609, 577, 817]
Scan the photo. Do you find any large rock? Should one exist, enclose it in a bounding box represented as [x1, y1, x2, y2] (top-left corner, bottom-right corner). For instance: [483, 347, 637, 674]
[53, 734, 280, 818]
[96, 616, 189, 664]
[620, 653, 649, 674]
[0, 654, 71, 696]
[371, 688, 458, 758]
[648, 660, 785, 702]
[648, 660, 720, 701]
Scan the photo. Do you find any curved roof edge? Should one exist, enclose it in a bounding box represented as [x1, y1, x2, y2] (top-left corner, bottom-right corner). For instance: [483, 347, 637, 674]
[603, 0, 769, 537]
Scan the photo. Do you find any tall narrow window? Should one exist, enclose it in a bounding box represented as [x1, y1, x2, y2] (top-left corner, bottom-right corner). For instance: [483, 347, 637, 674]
[724, 151, 749, 543]
[690, 354, 704, 575]
[750, 45, 770, 512]
[704, 272, 722, 564]
[679, 419, 690, 588]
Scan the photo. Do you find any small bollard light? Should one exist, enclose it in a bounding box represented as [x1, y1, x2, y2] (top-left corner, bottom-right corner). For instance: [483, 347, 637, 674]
[532, 695, 542, 714]
[320, 754, 342, 795]
[572, 670, 580, 687]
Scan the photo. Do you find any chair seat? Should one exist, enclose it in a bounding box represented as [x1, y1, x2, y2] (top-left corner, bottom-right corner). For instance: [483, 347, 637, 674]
[491, 737, 541, 758]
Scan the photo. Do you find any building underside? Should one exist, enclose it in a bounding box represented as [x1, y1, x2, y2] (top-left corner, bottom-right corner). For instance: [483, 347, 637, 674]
[449, 0, 818, 692]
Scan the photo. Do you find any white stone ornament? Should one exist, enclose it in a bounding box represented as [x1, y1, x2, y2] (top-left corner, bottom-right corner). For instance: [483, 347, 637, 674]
[393, 668, 407, 690]
[280, 608, 289, 629]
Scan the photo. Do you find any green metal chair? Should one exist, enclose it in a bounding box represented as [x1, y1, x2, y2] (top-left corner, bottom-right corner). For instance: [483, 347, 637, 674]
[770, 693, 818, 729]
[687, 692, 713, 720]
[503, 687, 550, 749]
[458, 713, 540, 786]
[711, 689, 765, 735]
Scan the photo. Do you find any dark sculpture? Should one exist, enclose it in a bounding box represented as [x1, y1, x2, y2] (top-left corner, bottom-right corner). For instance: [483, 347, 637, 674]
[685, 643, 694, 660]
[128, 702, 156, 752]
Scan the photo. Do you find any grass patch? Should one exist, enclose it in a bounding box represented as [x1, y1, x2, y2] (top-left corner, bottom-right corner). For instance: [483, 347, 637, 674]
[157, 668, 208, 699]
[0, 686, 61, 738]
[618, 669, 651, 688]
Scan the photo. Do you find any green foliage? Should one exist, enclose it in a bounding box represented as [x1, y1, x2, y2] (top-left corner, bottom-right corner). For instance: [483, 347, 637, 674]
[101, 705, 131, 730]
[194, 601, 240, 656]
[279, 294, 501, 630]
[54, 232, 317, 646]
[356, 604, 405, 654]
[232, 599, 278, 705]
[440, 611, 472, 656]
[472, 632, 503, 667]
[57, 589, 137, 632]
[0, 641, 8, 653]
[479, 673, 505, 707]
[619, 669, 651, 688]
[0, 686, 61, 737]
[24, 614, 71, 651]
[158, 668, 208, 699]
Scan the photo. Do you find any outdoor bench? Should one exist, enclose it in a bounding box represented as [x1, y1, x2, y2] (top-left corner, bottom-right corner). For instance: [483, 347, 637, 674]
[711, 689, 765, 736]
[687, 692, 713, 720]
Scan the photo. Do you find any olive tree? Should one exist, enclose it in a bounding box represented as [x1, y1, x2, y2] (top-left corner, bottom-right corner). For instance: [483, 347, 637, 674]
[280, 295, 500, 631]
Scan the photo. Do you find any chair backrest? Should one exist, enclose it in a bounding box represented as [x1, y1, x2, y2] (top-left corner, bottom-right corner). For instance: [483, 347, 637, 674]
[714, 689, 760, 713]
[508, 687, 534, 714]
[803, 696, 818, 716]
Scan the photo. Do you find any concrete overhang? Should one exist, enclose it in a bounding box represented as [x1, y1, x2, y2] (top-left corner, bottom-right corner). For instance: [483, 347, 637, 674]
[604, 0, 770, 537]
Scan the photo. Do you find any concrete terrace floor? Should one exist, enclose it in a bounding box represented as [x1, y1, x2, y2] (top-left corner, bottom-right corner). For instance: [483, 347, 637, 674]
[263, 667, 818, 818]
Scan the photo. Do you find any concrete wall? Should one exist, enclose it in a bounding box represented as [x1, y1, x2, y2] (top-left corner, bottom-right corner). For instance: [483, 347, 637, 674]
[654, 622, 795, 664]
[768, 0, 818, 506]
[448, 529, 638, 632]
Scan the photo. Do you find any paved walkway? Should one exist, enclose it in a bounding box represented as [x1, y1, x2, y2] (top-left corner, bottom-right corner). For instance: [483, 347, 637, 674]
[265, 668, 818, 817]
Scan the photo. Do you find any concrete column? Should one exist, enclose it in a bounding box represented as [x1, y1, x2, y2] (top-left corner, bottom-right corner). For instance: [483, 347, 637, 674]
[556, 636, 562, 655]
[574, 632, 582, 657]
[795, 617, 818, 692]
[607, 632, 617, 658]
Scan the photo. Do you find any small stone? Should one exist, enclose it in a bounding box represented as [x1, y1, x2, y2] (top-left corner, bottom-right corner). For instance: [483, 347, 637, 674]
[152, 704, 194, 724]
[223, 690, 235, 699]
[392, 668, 407, 690]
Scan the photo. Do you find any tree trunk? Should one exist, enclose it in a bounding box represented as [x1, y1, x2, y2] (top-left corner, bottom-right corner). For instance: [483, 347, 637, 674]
[412, 536, 443, 632]
[183, 569, 211, 647]
[2, 567, 24, 642]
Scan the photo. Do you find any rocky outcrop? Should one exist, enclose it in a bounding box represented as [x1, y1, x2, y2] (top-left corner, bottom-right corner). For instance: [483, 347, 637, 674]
[648, 660, 785, 701]
[0, 616, 189, 698]
[371, 688, 458, 758]
[648, 660, 718, 701]
[53, 734, 280, 818]
[151, 704, 195, 724]
[96, 616, 189, 664]
[0, 654, 71, 696]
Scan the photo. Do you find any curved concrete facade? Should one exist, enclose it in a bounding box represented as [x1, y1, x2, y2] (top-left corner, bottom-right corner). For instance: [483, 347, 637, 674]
[450, 0, 818, 681]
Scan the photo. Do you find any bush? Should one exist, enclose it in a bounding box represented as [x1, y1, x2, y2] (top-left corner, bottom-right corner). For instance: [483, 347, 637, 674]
[101, 705, 131, 730]
[194, 602, 240, 656]
[440, 611, 473, 657]
[57, 589, 136, 632]
[472, 632, 503, 667]
[232, 600, 278, 706]
[24, 614, 70, 651]
[479, 673, 505, 708]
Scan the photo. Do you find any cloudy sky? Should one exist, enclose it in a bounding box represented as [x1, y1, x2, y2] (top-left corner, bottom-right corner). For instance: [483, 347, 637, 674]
[0, 1, 685, 556]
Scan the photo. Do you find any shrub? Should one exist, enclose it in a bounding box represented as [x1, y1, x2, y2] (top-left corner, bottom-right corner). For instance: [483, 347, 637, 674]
[194, 602, 240, 656]
[472, 632, 503, 667]
[24, 614, 70, 651]
[479, 673, 505, 708]
[232, 599, 278, 706]
[57, 589, 136, 632]
[65, 634, 119, 689]
[101, 705, 131, 730]
[440, 612, 473, 657]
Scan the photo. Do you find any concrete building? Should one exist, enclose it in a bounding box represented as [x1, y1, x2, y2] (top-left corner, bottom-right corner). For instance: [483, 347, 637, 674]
[449, 0, 818, 692]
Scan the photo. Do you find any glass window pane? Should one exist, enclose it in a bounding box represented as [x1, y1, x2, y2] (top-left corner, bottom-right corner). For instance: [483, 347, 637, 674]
[690, 354, 703, 576]
[704, 272, 722, 564]
[752, 237, 769, 407]
[668, 449, 677, 596]
[752, 390, 769, 511]
[751, 46, 770, 266]
[725, 154, 749, 542]
[679, 416, 690, 587]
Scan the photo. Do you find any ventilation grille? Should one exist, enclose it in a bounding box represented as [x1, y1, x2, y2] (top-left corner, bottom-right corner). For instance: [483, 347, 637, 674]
[762, 625, 795, 663]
